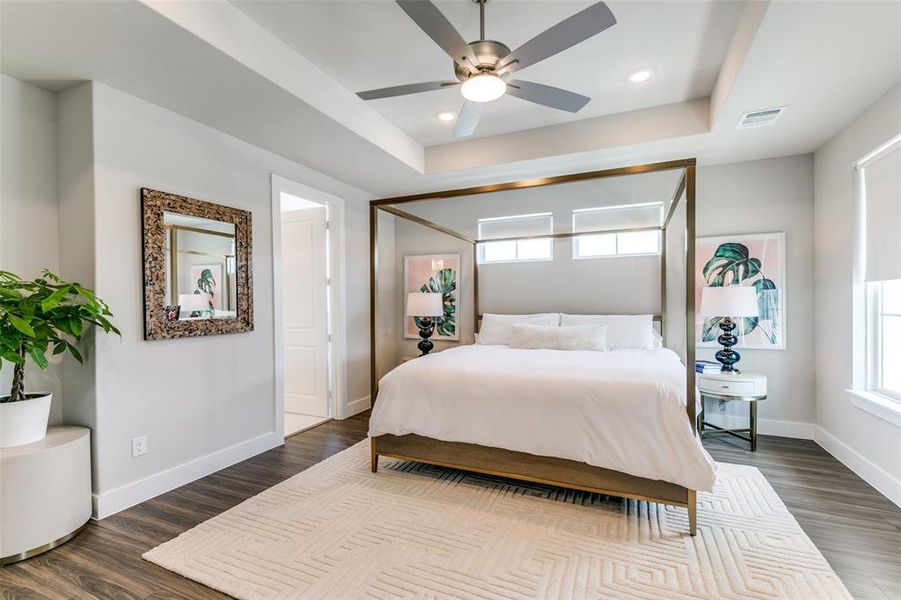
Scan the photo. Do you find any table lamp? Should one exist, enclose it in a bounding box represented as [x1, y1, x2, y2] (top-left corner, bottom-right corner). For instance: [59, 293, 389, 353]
[699, 286, 759, 373]
[406, 293, 444, 356]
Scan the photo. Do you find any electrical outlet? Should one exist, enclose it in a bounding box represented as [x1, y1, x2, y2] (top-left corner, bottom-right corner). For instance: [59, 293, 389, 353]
[132, 435, 147, 458]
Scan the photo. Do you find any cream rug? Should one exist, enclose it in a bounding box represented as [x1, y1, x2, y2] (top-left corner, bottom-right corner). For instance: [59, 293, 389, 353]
[144, 441, 850, 599]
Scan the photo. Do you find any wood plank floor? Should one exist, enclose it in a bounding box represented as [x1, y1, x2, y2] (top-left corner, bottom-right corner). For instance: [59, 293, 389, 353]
[2, 412, 898, 600]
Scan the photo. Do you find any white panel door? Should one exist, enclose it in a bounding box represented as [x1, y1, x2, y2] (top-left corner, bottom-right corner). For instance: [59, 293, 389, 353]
[282, 206, 329, 417]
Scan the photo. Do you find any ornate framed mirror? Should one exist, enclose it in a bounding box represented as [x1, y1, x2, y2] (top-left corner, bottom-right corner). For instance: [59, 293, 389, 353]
[141, 188, 253, 340]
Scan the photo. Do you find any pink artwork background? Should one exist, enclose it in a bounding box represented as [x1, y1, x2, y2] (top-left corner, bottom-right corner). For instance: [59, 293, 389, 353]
[695, 233, 786, 349]
[403, 254, 460, 340]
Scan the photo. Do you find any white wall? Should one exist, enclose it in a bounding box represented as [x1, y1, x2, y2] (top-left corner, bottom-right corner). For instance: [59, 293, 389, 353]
[813, 83, 901, 504]
[56, 81, 373, 516]
[0, 75, 64, 422]
[697, 155, 816, 437]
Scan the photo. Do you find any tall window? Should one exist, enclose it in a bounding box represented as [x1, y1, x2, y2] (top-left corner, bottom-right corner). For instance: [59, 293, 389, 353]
[858, 133, 901, 404]
[867, 280, 901, 400]
[572, 202, 662, 259]
[477, 213, 553, 263]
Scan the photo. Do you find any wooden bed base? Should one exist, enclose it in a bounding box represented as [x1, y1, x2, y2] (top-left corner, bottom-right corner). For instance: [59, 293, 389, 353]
[371, 434, 697, 536]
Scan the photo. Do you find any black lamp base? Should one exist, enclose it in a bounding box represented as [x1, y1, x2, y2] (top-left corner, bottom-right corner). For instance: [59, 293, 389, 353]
[715, 317, 741, 373]
[417, 317, 435, 356]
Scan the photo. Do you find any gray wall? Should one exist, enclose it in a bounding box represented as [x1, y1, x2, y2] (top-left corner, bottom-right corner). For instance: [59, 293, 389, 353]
[0, 75, 64, 422]
[697, 156, 815, 433]
[396, 172, 676, 333]
[814, 82, 900, 499]
[2, 77, 375, 516]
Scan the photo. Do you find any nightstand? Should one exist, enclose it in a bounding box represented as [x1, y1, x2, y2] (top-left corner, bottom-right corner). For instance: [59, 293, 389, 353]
[697, 372, 767, 451]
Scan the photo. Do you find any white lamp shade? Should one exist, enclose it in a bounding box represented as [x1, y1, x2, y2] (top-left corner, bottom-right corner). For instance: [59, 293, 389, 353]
[699, 286, 759, 318]
[406, 293, 444, 317]
[178, 293, 211, 312]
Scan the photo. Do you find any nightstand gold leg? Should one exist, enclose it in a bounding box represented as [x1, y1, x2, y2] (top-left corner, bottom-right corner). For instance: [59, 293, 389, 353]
[370, 438, 378, 473]
[750, 401, 758, 452]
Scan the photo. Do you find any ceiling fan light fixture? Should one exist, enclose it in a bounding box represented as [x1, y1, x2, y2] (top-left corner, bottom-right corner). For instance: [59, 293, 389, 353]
[460, 73, 506, 103]
[627, 67, 655, 83]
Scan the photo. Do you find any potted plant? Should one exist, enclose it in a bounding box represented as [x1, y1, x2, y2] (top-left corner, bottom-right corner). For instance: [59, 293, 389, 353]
[0, 270, 119, 448]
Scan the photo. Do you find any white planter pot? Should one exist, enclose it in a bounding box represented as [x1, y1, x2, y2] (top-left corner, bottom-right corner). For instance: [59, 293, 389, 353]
[0, 393, 52, 448]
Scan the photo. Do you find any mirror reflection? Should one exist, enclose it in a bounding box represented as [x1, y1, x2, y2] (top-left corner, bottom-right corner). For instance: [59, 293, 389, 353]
[163, 212, 237, 321]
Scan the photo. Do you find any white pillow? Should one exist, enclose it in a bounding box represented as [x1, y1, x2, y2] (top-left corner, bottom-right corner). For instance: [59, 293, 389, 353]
[509, 324, 607, 351]
[559, 314, 655, 350]
[477, 313, 559, 345]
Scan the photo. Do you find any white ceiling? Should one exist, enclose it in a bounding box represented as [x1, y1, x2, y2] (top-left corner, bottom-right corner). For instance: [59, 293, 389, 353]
[233, 0, 745, 146]
[1, 0, 899, 197]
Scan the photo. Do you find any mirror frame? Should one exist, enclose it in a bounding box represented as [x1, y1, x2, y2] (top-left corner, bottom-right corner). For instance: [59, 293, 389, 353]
[141, 188, 254, 340]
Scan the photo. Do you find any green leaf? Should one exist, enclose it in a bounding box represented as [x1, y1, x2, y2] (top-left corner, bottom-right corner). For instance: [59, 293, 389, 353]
[752, 278, 778, 321]
[28, 347, 48, 370]
[1, 350, 25, 364]
[52, 341, 67, 355]
[66, 342, 83, 364]
[7, 314, 35, 337]
[68, 317, 83, 337]
[40, 286, 71, 312]
[702, 243, 761, 286]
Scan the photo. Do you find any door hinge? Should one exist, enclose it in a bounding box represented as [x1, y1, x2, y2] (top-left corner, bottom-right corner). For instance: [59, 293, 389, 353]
[325, 219, 330, 230]
[327, 334, 332, 342]
[326, 277, 331, 286]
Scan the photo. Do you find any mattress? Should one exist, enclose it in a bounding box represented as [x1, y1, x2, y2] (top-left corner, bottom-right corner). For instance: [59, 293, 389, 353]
[369, 344, 717, 491]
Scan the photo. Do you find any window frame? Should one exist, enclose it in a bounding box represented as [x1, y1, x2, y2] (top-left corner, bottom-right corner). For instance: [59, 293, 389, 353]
[571, 202, 663, 260]
[477, 213, 554, 264]
[866, 280, 901, 403]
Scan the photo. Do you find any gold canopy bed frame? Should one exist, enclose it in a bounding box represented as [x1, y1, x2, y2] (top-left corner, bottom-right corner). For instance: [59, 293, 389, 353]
[368, 158, 698, 535]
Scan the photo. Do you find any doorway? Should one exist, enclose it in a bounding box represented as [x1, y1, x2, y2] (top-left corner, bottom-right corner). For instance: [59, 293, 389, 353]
[272, 175, 346, 438]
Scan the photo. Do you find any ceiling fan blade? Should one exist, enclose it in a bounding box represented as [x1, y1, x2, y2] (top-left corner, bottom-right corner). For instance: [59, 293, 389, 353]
[454, 101, 482, 138]
[396, 0, 478, 67]
[357, 80, 460, 101]
[506, 80, 591, 113]
[497, 2, 616, 75]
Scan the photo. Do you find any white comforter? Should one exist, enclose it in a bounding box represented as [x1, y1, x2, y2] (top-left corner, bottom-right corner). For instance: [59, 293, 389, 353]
[369, 345, 717, 491]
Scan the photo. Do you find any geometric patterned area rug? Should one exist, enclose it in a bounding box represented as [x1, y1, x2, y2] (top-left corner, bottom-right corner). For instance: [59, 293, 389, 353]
[144, 440, 851, 599]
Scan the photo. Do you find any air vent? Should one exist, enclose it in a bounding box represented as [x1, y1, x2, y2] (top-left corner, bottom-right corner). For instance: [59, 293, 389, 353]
[736, 106, 786, 129]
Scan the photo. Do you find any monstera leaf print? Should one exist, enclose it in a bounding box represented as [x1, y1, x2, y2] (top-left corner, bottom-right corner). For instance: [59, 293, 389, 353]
[703, 243, 761, 286]
[414, 267, 457, 337]
[196, 268, 216, 297]
[701, 242, 781, 345]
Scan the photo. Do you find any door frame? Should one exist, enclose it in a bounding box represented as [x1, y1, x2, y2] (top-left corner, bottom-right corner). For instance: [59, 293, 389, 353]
[271, 174, 348, 439]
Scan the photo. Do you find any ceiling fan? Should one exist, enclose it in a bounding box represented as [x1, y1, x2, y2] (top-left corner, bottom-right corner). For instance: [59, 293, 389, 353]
[357, 0, 617, 138]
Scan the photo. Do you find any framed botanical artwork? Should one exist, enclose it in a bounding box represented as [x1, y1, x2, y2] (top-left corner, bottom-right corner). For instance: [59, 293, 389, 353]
[190, 264, 224, 310]
[403, 253, 460, 341]
[695, 232, 786, 350]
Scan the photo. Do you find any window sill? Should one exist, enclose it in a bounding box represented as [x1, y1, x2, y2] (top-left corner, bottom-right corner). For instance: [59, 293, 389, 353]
[846, 389, 901, 427]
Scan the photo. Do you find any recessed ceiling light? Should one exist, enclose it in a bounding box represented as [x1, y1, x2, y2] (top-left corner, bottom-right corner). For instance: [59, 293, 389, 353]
[627, 68, 655, 83]
[436, 110, 457, 122]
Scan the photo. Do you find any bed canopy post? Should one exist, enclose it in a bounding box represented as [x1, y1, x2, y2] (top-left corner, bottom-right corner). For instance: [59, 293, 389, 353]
[685, 164, 697, 435]
[369, 203, 379, 403]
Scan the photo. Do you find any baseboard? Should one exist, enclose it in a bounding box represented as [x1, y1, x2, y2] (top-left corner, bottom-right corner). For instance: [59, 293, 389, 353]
[813, 425, 901, 508]
[92, 431, 283, 519]
[344, 395, 371, 418]
[703, 414, 815, 439]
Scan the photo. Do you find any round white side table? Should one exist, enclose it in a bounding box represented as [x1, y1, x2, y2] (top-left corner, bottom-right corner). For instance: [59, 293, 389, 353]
[1, 426, 92, 565]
